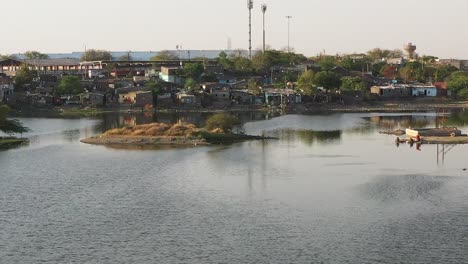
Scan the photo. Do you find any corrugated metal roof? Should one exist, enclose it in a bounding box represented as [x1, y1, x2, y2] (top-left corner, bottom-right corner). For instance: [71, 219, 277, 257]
[24, 59, 81, 66]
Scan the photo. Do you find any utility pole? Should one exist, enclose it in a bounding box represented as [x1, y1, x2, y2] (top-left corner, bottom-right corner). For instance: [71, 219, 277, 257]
[247, 0, 254, 59]
[261, 4, 267, 53]
[286, 16, 292, 53]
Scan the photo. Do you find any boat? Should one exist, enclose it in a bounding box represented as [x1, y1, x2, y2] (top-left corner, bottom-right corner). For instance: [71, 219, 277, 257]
[405, 127, 462, 138]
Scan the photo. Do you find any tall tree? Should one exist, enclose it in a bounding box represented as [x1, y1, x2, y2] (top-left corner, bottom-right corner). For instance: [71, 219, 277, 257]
[81, 49, 112, 61]
[297, 70, 316, 95]
[55, 76, 84, 95]
[447, 71, 468, 96]
[184, 78, 198, 93]
[314, 71, 342, 92]
[183, 63, 205, 80]
[13, 64, 35, 90]
[341, 76, 366, 92]
[24, 51, 49, 60]
[435, 65, 459, 82]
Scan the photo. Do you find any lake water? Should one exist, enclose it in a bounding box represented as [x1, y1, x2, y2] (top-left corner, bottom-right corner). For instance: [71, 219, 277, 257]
[1, 111, 467, 263]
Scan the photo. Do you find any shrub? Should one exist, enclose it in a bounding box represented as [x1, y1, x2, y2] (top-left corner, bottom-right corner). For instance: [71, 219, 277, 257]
[205, 113, 240, 133]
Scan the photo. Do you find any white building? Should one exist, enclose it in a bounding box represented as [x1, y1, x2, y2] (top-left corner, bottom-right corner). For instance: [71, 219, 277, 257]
[410, 85, 437, 97]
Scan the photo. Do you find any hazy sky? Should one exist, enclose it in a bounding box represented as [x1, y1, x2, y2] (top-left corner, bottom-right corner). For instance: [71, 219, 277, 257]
[2, 0, 467, 58]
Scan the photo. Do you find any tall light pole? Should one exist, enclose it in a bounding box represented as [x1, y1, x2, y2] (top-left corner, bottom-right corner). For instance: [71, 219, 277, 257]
[261, 4, 267, 53]
[286, 16, 292, 53]
[247, 0, 254, 59]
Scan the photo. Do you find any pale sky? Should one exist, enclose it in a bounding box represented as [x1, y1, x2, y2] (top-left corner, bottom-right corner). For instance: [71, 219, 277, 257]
[1, 0, 467, 58]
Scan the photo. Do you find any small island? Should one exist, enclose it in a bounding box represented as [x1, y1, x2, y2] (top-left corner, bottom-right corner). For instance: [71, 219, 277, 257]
[80, 113, 273, 147]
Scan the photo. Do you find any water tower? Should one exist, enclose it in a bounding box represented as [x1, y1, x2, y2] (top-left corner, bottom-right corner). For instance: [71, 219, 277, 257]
[404, 42, 417, 59]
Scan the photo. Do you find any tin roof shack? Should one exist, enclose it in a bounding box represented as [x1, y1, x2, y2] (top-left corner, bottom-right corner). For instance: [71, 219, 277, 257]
[231, 90, 252, 105]
[88, 93, 105, 107]
[410, 85, 437, 97]
[135, 91, 153, 107]
[176, 93, 201, 107]
[370, 85, 411, 98]
[156, 93, 174, 108]
[118, 90, 153, 107]
[434, 82, 450, 97]
[264, 88, 302, 106]
[211, 87, 230, 101]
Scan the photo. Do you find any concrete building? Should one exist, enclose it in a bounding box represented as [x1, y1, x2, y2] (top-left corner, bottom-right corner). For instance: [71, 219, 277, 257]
[159, 66, 184, 85]
[410, 85, 437, 97]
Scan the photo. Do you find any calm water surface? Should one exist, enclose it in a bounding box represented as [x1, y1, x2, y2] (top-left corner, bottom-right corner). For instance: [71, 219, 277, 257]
[1, 112, 467, 263]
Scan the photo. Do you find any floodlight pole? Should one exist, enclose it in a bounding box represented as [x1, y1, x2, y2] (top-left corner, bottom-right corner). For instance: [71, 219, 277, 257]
[261, 4, 267, 53]
[286, 16, 292, 53]
[248, 0, 254, 59]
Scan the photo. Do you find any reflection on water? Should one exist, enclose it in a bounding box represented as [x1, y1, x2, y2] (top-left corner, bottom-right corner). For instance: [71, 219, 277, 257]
[270, 129, 342, 146]
[359, 174, 451, 202]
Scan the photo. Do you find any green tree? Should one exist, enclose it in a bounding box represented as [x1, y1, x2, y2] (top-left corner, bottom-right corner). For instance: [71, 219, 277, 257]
[56, 76, 84, 95]
[435, 65, 458, 82]
[297, 70, 316, 95]
[205, 113, 241, 133]
[339, 55, 371, 72]
[81, 49, 112, 61]
[24, 51, 49, 60]
[217, 51, 233, 70]
[0, 104, 30, 135]
[183, 63, 204, 80]
[341, 76, 366, 92]
[399, 62, 425, 82]
[447, 71, 468, 96]
[13, 64, 35, 90]
[150, 50, 179, 60]
[318, 57, 337, 71]
[314, 71, 342, 92]
[372, 61, 387, 76]
[184, 78, 198, 92]
[367, 48, 403, 60]
[457, 88, 468, 98]
[252, 50, 307, 73]
[231, 55, 253, 75]
[247, 79, 262, 96]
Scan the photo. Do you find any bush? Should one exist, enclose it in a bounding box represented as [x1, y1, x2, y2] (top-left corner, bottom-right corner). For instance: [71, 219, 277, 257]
[205, 113, 240, 133]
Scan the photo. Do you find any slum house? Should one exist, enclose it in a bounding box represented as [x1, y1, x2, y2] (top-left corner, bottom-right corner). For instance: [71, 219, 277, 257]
[176, 92, 201, 107]
[159, 66, 184, 85]
[434, 82, 450, 97]
[409, 85, 438, 97]
[370, 85, 411, 98]
[117, 86, 153, 107]
[264, 88, 302, 106]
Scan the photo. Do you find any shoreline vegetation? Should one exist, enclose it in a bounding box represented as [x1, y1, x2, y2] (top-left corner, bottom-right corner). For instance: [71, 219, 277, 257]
[80, 122, 274, 147]
[0, 137, 29, 149]
[9, 98, 468, 118]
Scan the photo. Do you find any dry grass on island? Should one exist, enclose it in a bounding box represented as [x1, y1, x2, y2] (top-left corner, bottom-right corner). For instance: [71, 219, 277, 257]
[81, 113, 273, 147]
[81, 123, 207, 146]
